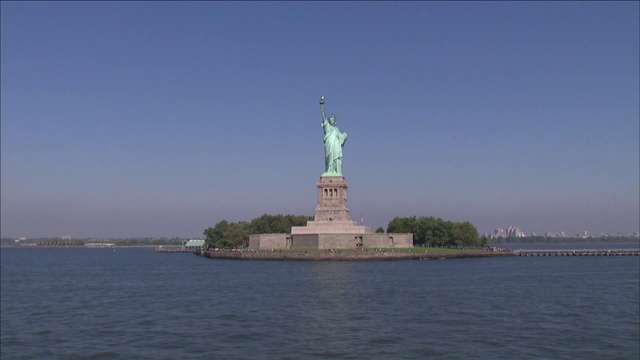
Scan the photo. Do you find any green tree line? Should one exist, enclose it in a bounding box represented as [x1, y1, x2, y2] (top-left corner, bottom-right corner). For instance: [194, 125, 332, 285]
[204, 214, 313, 248]
[204, 214, 486, 248]
[387, 216, 487, 247]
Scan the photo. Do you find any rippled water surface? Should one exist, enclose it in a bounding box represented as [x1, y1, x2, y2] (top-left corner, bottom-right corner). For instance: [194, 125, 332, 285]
[2, 247, 638, 359]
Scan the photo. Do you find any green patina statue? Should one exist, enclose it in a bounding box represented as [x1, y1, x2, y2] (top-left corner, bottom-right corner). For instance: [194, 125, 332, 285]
[319, 96, 348, 177]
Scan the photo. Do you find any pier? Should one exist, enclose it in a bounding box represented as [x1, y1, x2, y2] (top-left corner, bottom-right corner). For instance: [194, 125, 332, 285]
[155, 246, 196, 253]
[514, 249, 639, 257]
[193, 248, 639, 261]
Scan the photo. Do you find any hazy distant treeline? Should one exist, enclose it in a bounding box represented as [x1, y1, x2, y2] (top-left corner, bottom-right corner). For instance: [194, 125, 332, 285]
[489, 236, 640, 244]
[1, 237, 187, 247]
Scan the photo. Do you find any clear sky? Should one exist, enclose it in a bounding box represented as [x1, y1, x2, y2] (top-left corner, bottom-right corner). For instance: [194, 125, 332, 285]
[2, 1, 638, 239]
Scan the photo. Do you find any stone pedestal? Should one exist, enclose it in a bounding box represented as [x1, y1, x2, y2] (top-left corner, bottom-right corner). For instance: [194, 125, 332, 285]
[314, 176, 351, 222]
[291, 176, 372, 235]
[249, 176, 413, 250]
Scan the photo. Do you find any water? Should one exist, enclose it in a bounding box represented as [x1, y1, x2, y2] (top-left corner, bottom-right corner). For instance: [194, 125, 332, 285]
[2, 247, 638, 359]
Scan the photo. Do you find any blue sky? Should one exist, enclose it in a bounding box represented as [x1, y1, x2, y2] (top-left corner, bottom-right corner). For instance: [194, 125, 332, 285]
[2, 1, 638, 238]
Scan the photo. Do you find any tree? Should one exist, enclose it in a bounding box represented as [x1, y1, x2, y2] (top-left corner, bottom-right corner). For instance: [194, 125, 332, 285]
[386, 216, 481, 247]
[205, 214, 313, 248]
[480, 235, 489, 247]
[204, 220, 229, 248]
[387, 216, 417, 234]
[248, 214, 312, 235]
[414, 217, 441, 246]
[425, 221, 448, 247]
[375, 227, 385, 234]
[457, 221, 481, 246]
[223, 222, 249, 248]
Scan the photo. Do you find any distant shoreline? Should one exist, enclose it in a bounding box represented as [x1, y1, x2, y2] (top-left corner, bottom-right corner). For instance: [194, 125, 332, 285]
[488, 238, 639, 244]
[0, 245, 156, 249]
[489, 241, 639, 246]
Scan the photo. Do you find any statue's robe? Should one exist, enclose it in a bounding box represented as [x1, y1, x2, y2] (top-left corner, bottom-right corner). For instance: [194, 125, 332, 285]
[322, 120, 347, 176]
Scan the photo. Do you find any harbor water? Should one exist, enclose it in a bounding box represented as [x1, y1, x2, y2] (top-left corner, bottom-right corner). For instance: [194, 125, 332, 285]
[1, 246, 638, 359]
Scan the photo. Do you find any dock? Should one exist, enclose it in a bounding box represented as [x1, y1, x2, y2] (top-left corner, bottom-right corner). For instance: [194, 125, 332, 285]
[514, 249, 639, 257]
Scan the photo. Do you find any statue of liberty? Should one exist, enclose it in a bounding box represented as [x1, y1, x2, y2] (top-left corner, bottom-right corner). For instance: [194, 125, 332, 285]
[319, 96, 348, 177]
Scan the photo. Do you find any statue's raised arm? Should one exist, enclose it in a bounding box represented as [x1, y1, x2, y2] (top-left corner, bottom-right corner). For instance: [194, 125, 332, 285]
[320, 95, 327, 123]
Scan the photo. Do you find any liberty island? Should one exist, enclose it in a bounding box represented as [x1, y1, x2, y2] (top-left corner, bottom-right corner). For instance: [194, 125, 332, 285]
[202, 98, 533, 258]
[248, 97, 413, 250]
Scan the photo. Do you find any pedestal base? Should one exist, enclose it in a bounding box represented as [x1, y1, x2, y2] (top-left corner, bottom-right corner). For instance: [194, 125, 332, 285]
[291, 221, 372, 235]
[246, 174, 414, 250]
[249, 233, 414, 250]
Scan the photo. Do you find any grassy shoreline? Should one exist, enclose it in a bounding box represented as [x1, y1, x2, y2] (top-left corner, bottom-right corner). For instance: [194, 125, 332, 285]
[197, 248, 515, 261]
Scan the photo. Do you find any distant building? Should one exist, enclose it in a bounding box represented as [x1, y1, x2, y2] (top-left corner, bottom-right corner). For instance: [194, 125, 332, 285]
[545, 231, 567, 238]
[490, 226, 525, 239]
[576, 231, 590, 239]
[490, 228, 506, 239]
[506, 226, 525, 238]
[184, 239, 206, 250]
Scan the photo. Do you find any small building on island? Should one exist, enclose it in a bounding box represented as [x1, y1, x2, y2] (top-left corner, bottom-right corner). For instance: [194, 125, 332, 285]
[184, 239, 206, 251]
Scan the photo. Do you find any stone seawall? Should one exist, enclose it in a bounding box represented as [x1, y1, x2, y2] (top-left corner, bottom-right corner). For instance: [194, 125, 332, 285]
[196, 249, 515, 261]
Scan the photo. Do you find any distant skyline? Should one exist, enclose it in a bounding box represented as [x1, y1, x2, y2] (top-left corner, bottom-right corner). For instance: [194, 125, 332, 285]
[2, 2, 638, 239]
